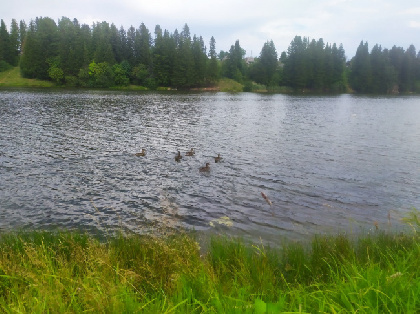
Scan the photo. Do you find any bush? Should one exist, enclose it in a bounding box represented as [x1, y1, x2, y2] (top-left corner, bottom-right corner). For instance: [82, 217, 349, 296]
[145, 78, 157, 90]
[89, 61, 115, 88]
[0, 61, 13, 72]
[243, 80, 253, 92]
[113, 63, 130, 86]
[64, 75, 78, 87]
[77, 67, 90, 87]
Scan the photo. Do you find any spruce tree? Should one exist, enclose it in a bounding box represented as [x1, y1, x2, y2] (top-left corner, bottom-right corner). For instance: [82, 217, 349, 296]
[172, 24, 194, 87]
[20, 17, 59, 79]
[259, 40, 278, 86]
[19, 20, 27, 52]
[207, 36, 219, 83]
[0, 20, 13, 66]
[349, 41, 371, 93]
[9, 19, 20, 66]
[191, 35, 207, 86]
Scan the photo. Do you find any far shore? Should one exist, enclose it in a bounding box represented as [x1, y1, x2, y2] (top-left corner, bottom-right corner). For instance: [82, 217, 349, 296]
[0, 66, 321, 94]
[3, 67, 420, 96]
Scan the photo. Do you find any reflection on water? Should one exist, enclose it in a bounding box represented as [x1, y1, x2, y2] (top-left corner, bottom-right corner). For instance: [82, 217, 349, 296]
[0, 89, 419, 243]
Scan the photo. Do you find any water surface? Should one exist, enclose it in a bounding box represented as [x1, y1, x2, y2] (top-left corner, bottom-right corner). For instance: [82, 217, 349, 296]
[1, 89, 419, 242]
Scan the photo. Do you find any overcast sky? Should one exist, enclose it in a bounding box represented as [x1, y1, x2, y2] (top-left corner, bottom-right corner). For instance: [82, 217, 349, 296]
[2, 0, 420, 59]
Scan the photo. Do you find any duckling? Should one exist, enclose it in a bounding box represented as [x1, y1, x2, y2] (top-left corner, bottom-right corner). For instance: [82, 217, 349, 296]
[199, 162, 210, 172]
[185, 148, 195, 156]
[175, 151, 182, 162]
[214, 153, 222, 163]
[135, 148, 146, 157]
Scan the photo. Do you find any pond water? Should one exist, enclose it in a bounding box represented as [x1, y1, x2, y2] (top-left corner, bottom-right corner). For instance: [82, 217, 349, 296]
[0, 89, 419, 243]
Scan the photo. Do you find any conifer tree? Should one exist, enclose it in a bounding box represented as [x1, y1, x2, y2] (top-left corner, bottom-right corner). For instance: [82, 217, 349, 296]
[223, 40, 245, 82]
[110, 23, 124, 63]
[259, 40, 278, 86]
[152, 25, 170, 86]
[0, 20, 14, 66]
[191, 35, 207, 86]
[349, 41, 371, 93]
[20, 17, 59, 79]
[400, 44, 417, 92]
[283, 36, 308, 88]
[172, 24, 194, 87]
[57, 17, 79, 76]
[19, 20, 27, 52]
[135, 23, 152, 67]
[126, 26, 136, 66]
[9, 19, 20, 66]
[207, 36, 219, 83]
[92, 21, 115, 64]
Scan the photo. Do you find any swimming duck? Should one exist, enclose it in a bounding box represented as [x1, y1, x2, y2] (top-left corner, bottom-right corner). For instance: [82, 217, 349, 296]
[199, 162, 210, 172]
[135, 149, 146, 157]
[185, 148, 195, 156]
[214, 153, 222, 163]
[175, 151, 182, 162]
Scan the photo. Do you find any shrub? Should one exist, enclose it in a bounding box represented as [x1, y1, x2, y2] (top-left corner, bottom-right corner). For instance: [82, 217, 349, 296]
[0, 61, 13, 72]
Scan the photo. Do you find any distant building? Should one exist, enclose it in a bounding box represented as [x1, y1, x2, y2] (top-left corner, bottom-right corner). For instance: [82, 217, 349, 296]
[244, 57, 255, 64]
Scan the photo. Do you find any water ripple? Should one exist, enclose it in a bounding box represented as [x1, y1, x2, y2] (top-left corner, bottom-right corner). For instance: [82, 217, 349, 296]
[1, 89, 419, 242]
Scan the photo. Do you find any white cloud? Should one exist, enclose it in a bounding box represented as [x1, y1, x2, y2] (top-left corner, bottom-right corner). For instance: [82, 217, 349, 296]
[409, 21, 420, 28]
[1, 0, 419, 58]
[399, 7, 420, 15]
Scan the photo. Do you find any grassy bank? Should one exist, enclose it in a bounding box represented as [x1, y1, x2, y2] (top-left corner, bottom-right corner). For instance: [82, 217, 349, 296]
[217, 78, 244, 92]
[0, 67, 238, 92]
[0, 227, 418, 313]
[0, 67, 54, 88]
[0, 67, 290, 93]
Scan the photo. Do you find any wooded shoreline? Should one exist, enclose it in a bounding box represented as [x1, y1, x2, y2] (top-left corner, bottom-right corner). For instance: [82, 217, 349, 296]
[1, 17, 419, 94]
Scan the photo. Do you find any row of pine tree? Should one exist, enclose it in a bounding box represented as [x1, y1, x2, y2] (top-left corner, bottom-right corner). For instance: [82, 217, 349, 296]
[1, 17, 419, 93]
[350, 41, 419, 93]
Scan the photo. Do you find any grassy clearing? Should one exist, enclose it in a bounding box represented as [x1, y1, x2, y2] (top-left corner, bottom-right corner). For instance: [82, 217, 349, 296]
[0, 226, 418, 313]
[0, 67, 54, 88]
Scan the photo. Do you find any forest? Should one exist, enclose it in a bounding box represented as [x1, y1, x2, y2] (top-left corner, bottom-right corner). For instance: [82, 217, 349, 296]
[0, 16, 420, 93]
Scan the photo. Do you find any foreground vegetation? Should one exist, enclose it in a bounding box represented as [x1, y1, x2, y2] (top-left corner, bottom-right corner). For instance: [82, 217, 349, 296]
[0, 222, 418, 313]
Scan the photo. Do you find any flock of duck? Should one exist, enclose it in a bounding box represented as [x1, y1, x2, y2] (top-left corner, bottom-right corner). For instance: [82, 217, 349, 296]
[134, 148, 273, 206]
[135, 148, 222, 172]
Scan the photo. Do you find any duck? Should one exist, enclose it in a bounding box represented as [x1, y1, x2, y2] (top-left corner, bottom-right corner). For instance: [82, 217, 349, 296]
[214, 153, 222, 163]
[185, 148, 195, 156]
[175, 151, 182, 162]
[199, 162, 210, 172]
[135, 149, 146, 157]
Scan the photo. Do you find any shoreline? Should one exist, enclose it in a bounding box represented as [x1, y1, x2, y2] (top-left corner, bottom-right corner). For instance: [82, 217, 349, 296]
[3, 67, 418, 95]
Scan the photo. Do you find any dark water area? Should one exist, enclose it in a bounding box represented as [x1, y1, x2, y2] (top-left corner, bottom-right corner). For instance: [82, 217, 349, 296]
[0, 89, 419, 243]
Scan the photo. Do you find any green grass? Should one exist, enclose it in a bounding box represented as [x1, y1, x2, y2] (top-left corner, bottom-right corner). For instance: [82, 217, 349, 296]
[0, 67, 55, 87]
[109, 85, 149, 91]
[0, 227, 418, 313]
[0, 68, 293, 94]
[217, 78, 244, 92]
[0, 68, 241, 93]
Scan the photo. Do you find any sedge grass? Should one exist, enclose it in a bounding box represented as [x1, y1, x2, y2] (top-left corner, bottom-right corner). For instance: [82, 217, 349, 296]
[0, 228, 418, 313]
